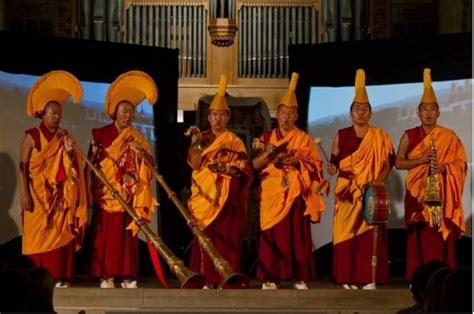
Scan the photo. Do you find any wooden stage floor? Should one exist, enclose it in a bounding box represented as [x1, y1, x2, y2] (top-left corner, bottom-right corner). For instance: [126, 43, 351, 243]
[54, 277, 414, 314]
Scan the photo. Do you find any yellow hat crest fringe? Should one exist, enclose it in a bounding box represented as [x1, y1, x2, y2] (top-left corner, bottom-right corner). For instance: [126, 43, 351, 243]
[26, 70, 83, 117]
[209, 74, 229, 112]
[420, 68, 438, 105]
[279, 72, 299, 108]
[105, 70, 158, 119]
[352, 68, 370, 104]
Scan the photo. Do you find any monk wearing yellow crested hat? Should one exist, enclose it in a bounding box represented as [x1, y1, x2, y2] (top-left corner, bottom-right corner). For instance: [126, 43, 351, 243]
[252, 72, 326, 290]
[327, 69, 393, 290]
[19, 70, 88, 288]
[395, 68, 467, 280]
[187, 75, 253, 289]
[85, 71, 158, 288]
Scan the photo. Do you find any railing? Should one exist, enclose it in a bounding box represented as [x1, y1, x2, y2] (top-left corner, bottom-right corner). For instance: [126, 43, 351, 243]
[125, 0, 208, 78]
[237, 1, 322, 78]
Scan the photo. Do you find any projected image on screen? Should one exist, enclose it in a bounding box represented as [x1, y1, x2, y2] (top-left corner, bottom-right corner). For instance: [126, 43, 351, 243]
[0, 70, 157, 244]
[307, 79, 472, 249]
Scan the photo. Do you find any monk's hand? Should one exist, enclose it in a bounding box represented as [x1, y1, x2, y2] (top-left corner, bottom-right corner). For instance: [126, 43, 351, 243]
[264, 143, 276, 159]
[327, 163, 338, 176]
[430, 160, 446, 174]
[191, 132, 203, 145]
[420, 148, 435, 165]
[21, 193, 33, 212]
[63, 134, 76, 153]
[208, 162, 227, 174]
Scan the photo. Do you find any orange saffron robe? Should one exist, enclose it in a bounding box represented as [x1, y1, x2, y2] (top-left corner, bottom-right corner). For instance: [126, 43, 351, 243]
[188, 131, 253, 230]
[23, 128, 87, 255]
[90, 126, 157, 236]
[259, 127, 325, 231]
[332, 126, 393, 245]
[405, 126, 466, 239]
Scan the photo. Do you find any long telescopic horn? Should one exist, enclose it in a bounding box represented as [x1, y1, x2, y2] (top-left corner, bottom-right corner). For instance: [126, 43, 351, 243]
[136, 147, 249, 289]
[73, 143, 206, 289]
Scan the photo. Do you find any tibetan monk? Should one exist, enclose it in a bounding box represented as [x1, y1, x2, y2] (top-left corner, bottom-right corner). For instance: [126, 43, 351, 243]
[327, 69, 393, 290]
[253, 72, 326, 290]
[86, 71, 158, 288]
[20, 71, 87, 288]
[395, 68, 467, 280]
[187, 75, 253, 289]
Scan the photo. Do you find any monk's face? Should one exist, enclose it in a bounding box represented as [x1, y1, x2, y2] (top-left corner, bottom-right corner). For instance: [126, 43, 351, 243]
[418, 102, 439, 127]
[208, 110, 229, 133]
[277, 105, 298, 132]
[350, 102, 371, 125]
[115, 101, 136, 129]
[42, 101, 62, 130]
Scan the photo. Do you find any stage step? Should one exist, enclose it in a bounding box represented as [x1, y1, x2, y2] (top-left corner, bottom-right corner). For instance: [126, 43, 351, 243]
[54, 287, 413, 314]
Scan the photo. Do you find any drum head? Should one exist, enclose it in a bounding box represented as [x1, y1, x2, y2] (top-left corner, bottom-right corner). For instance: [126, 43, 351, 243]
[363, 185, 376, 224]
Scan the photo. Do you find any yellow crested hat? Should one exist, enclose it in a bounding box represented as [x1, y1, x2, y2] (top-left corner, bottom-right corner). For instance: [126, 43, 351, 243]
[209, 74, 229, 112]
[26, 70, 83, 117]
[105, 70, 158, 119]
[352, 69, 369, 104]
[419, 68, 438, 105]
[279, 72, 299, 108]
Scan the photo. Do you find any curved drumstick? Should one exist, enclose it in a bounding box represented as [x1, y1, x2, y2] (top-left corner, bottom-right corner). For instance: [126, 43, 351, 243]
[312, 137, 332, 195]
[314, 137, 330, 163]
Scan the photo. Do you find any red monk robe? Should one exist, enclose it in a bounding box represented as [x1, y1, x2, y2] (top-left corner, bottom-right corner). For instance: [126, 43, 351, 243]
[404, 126, 466, 279]
[87, 123, 156, 280]
[332, 126, 393, 285]
[187, 130, 253, 286]
[23, 123, 87, 281]
[256, 127, 325, 283]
